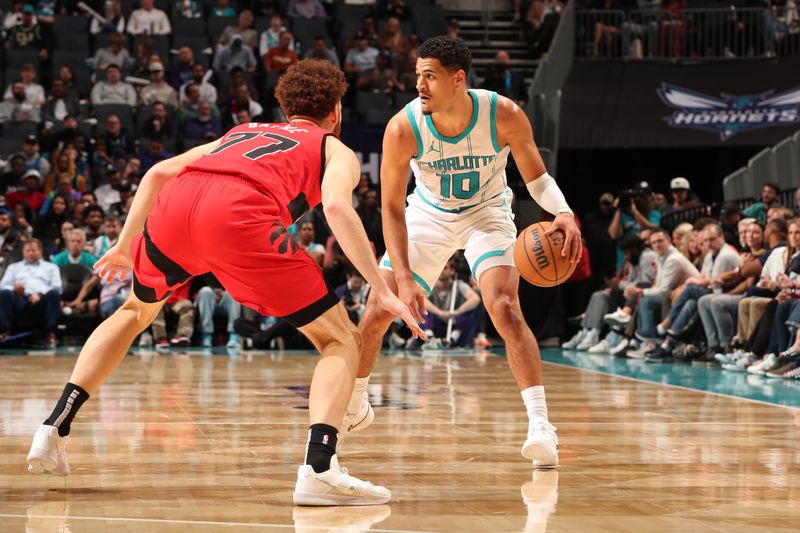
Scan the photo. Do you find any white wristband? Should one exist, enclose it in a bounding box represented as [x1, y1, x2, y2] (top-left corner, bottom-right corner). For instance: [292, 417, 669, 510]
[527, 172, 573, 216]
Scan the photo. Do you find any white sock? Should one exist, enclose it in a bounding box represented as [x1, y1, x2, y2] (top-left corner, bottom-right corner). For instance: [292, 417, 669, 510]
[656, 324, 667, 335]
[347, 376, 370, 414]
[521, 386, 548, 423]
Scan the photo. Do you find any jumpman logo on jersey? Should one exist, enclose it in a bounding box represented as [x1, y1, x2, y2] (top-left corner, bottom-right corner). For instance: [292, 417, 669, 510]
[269, 222, 299, 255]
[426, 142, 440, 155]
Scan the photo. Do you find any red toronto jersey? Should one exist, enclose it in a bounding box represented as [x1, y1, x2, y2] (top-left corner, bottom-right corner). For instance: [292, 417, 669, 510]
[181, 122, 333, 225]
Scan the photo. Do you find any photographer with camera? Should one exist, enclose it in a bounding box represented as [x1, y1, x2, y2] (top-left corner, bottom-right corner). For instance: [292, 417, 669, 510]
[608, 181, 661, 270]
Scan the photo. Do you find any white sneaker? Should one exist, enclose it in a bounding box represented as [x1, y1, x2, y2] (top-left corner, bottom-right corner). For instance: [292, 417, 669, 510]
[627, 342, 656, 359]
[747, 353, 778, 375]
[521, 419, 559, 468]
[561, 330, 585, 349]
[610, 338, 630, 356]
[587, 340, 609, 354]
[575, 332, 599, 351]
[293, 455, 391, 506]
[604, 308, 631, 327]
[715, 349, 745, 364]
[341, 391, 374, 435]
[521, 470, 559, 532]
[27, 425, 69, 476]
[722, 353, 755, 372]
[292, 505, 391, 533]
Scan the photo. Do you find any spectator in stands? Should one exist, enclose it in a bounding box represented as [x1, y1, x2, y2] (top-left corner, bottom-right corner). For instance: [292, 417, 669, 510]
[141, 101, 176, 139]
[608, 181, 661, 269]
[4, 4, 48, 60]
[183, 100, 222, 139]
[768, 205, 792, 222]
[223, 84, 263, 127]
[264, 30, 299, 73]
[640, 223, 740, 361]
[719, 202, 742, 249]
[81, 204, 105, 242]
[381, 0, 411, 21]
[345, 16, 381, 52]
[743, 182, 781, 224]
[287, 0, 326, 20]
[94, 166, 121, 213]
[0, 206, 22, 277]
[127, 0, 172, 35]
[89, 214, 120, 257]
[345, 31, 380, 82]
[234, 109, 252, 125]
[122, 156, 141, 183]
[174, 0, 202, 18]
[217, 10, 257, 49]
[304, 36, 340, 66]
[195, 279, 241, 348]
[446, 18, 462, 41]
[138, 136, 173, 172]
[103, 114, 135, 159]
[354, 50, 393, 91]
[297, 220, 325, 265]
[6, 169, 44, 212]
[525, 0, 558, 58]
[4, 64, 45, 106]
[0, 239, 61, 347]
[0, 154, 27, 194]
[91, 64, 137, 106]
[51, 228, 97, 268]
[42, 80, 81, 123]
[12, 202, 34, 240]
[381, 17, 409, 56]
[411, 259, 482, 348]
[566, 233, 657, 351]
[170, 46, 195, 89]
[211, 0, 236, 17]
[336, 269, 370, 325]
[660, 176, 701, 214]
[151, 279, 195, 348]
[259, 13, 292, 56]
[56, 66, 81, 100]
[139, 62, 178, 107]
[0, 81, 41, 123]
[216, 66, 259, 105]
[628, 228, 699, 352]
[357, 189, 384, 255]
[21, 136, 49, 178]
[43, 152, 86, 196]
[3, 0, 28, 30]
[582, 192, 618, 284]
[91, 0, 126, 34]
[397, 47, 418, 93]
[93, 33, 130, 73]
[214, 34, 257, 72]
[107, 179, 134, 220]
[179, 63, 218, 104]
[483, 50, 527, 107]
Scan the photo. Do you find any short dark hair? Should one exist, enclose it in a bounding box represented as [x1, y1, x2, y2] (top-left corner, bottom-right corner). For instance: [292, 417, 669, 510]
[418, 36, 472, 76]
[769, 218, 788, 236]
[82, 204, 105, 219]
[650, 227, 670, 239]
[619, 234, 644, 252]
[692, 217, 717, 231]
[764, 182, 781, 195]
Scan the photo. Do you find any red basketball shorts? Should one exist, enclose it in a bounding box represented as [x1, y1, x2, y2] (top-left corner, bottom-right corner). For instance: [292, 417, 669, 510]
[130, 171, 337, 327]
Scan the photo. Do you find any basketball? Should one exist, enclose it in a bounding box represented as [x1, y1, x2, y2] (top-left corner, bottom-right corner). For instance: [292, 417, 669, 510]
[514, 221, 577, 287]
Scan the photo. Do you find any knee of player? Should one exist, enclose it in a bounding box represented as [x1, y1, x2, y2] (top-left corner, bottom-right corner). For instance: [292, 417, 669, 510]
[486, 294, 520, 321]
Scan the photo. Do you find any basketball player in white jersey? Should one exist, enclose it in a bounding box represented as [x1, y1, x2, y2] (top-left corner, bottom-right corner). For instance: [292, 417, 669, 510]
[342, 36, 581, 467]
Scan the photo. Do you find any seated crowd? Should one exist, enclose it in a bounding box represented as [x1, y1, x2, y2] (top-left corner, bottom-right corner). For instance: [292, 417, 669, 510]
[566, 180, 800, 381]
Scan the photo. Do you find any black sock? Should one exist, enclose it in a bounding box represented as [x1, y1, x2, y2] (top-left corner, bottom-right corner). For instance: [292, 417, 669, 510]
[43, 383, 90, 437]
[305, 423, 338, 473]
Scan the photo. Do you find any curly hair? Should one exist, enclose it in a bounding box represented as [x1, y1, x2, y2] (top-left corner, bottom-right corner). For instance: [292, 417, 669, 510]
[418, 36, 472, 76]
[275, 60, 348, 121]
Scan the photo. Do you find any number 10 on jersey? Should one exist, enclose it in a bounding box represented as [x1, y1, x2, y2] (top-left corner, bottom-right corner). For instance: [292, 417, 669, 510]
[437, 171, 479, 200]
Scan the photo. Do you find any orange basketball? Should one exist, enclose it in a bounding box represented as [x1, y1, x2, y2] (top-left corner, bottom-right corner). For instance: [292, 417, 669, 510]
[514, 221, 577, 287]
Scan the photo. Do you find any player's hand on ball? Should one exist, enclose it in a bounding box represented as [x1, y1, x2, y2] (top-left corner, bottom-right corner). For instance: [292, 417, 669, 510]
[95, 242, 133, 283]
[374, 288, 427, 341]
[546, 212, 582, 263]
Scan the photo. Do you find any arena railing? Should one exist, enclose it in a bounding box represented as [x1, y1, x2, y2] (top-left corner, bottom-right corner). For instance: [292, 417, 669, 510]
[576, 6, 800, 60]
[722, 129, 800, 202]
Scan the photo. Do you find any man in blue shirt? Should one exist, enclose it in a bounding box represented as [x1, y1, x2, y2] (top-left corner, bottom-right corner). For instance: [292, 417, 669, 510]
[608, 181, 661, 270]
[0, 239, 62, 347]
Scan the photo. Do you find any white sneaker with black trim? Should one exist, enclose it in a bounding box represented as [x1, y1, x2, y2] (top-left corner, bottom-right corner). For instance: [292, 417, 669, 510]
[293, 455, 391, 506]
[341, 391, 374, 435]
[27, 425, 69, 476]
[521, 419, 559, 468]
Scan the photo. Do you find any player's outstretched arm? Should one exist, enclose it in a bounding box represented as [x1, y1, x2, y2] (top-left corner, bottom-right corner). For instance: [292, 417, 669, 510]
[496, 95, 582, 263]
[380, 111, 427, 322]
[96, 139, 221, 282]
[321, 136, 426, 340]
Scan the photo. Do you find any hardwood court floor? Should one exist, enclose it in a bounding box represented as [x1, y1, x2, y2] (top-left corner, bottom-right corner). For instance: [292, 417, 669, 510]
[0, 350, 798, 532]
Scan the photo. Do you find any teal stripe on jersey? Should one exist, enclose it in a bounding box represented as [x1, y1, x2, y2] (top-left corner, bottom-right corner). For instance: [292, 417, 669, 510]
[471, 250, 507, 277]
[490, 92, 501, 153]
[381, 259, 432, 294]
[405, 104, 423, 159]
[425, 90, 480, 144]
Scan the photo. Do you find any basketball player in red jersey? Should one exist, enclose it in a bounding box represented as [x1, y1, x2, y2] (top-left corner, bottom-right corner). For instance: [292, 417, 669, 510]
[26, 60, 424, 506]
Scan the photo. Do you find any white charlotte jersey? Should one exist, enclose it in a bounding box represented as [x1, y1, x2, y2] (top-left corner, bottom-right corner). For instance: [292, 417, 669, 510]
[405, 89, 511, 213]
